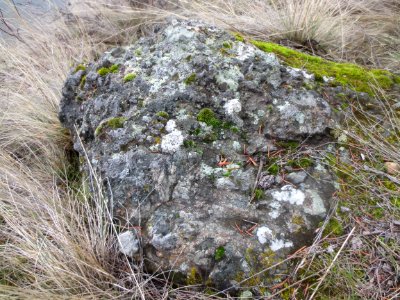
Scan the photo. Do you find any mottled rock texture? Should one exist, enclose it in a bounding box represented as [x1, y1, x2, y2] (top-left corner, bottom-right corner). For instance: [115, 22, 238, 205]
[60, 19, 338, 290]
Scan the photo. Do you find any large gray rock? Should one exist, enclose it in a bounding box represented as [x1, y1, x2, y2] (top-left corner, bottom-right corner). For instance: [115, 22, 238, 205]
[59, 19, 337, 292]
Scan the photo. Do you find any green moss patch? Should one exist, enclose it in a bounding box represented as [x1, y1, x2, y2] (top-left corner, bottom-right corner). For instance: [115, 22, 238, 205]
[323, 218, 344, 236]
[123, 73, 137, 82]
[97, 64, 119, 76]
[251, 40, 400, 95]
[74, 64, 86, 73]
[95, 117, 127, 136]
[184, 73, 197, 85]
[197, 108, 221, 127]
[214, 246, 225, 261]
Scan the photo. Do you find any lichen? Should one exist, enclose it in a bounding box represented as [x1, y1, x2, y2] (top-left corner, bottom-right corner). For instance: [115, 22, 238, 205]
[123, 73, 137, 82]
[251, 40, 400, 95]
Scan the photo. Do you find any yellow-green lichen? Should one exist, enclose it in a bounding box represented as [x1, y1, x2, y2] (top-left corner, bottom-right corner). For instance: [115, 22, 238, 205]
[251, 40, 400, 95]
[123, 73, 137, 82]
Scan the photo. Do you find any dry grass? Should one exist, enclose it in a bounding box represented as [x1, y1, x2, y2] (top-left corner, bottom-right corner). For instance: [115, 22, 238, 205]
[0, 0, 399, 299]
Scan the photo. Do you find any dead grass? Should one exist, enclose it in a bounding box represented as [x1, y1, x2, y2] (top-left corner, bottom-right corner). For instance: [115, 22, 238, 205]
[0, 0, 399, 299]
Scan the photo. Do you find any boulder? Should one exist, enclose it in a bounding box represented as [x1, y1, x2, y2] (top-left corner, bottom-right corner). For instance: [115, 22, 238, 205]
[59, 19, 337, 291]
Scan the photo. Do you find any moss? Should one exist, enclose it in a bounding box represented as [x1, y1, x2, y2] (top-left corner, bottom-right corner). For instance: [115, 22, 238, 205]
[288, 157, 313, 168]
[95, 117, 127, 136]
[223, 170, 232, 177]
[251, 40, 400, 95]
[184, 73, 197, 85]
[183, 140, 196, 148]
[260, 248, 276, 269]
[74, 64, 86, 73]
[156, 111, 169, 119]
[214, 246, 225, 261]
[254, 188, 264, 200]
[222, 41, 233, 49]
[266, 162, 279, 175]
[192, 128, 202, 135]
[187, 267, 202, 285]
[371, 207, 384, 219]
[97, 67, 110, 76]
[109, 64, 119, 73]
[123, 73, 136, 82]
[383, 179, 397, 191]
[79, 75, 86, 89]
[234, 33, 245, 42]
[323, 218, 344, 236]
[197, 108, 222, 128]
[154, 137, 161, 144]
[292, 215, 305, 226]
[97, 64, 119, 76]
[276, 140, 300, 150]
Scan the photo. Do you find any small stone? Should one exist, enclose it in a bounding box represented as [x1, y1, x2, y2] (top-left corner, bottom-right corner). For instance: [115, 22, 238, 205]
[384, 162, 399, 175]
[118, 231, 139, 257]
[286, 171, 307, 184]
[258, 172, 275, 189]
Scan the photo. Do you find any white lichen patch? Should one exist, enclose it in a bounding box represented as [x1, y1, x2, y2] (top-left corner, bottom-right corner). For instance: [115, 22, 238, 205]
[165, 119, 177, 132]
[164, 25, 195, 43]
[232, 141, 241, 151]
[200, 163, 224, 179]
[215, 66, 243, 91]
[269, 210, 280, 219]
[270, 239, 293, 251]
[224, 98, 242, 115]
[256, 226, 273, 244]
[161, 130, 184, 154]
[304, 190, 327, 216]
[272, 185, 305, 205]
[256, 226, 293, 250]
[295, 112, 305, 124]
[235, 43, 256, 61]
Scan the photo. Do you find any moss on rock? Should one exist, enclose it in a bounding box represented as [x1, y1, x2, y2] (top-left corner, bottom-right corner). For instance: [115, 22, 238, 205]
[251, 40, 400, 95]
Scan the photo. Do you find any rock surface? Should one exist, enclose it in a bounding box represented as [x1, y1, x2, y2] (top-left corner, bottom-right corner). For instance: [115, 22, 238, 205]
[59, 19, 337, 291]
